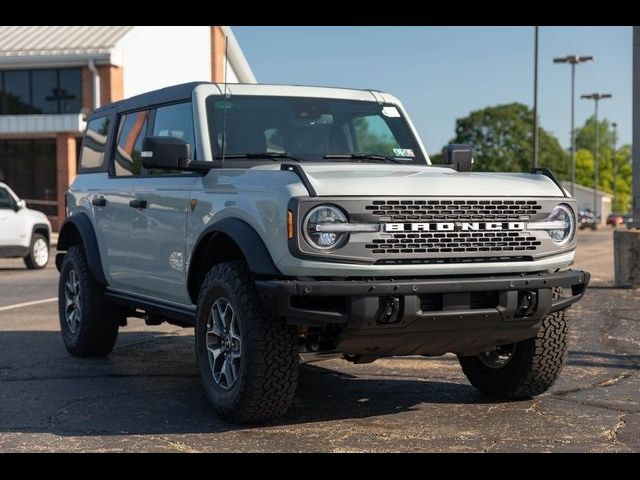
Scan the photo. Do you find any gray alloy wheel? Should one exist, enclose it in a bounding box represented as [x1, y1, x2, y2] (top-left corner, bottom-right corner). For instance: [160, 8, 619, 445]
[206, 297, 242, 390]
[63, 268, 82, 334]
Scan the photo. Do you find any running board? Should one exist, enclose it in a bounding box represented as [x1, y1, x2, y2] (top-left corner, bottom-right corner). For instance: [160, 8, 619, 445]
[105, 290, 196, 327]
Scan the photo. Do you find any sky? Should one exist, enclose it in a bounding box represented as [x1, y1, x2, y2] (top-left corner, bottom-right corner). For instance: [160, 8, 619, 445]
[233, 26, 632, 156]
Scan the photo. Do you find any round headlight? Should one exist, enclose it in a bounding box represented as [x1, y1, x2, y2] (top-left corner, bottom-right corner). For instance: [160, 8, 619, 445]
[548, 204, 575, 244]
[303, 205, 348, 250]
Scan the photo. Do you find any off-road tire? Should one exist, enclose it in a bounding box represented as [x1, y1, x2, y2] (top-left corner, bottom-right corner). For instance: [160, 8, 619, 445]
[458, 288, 568, 399]
[195, 260, 299, 423]
[23, 233, 49, 269]
[58, 245, 120, 357]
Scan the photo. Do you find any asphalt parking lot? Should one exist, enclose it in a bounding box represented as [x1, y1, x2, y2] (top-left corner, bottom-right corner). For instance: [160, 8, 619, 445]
[1, 229, 638, 452]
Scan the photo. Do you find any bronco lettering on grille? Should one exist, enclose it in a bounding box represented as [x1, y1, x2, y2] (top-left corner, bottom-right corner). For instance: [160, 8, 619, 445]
[383, 222, 525, 232]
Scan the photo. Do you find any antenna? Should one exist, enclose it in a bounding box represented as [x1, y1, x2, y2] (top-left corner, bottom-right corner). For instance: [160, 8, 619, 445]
[220, 35, 230, 167]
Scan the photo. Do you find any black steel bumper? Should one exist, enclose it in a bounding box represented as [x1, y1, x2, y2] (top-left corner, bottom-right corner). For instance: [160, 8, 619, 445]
[256, 269, 590, 357]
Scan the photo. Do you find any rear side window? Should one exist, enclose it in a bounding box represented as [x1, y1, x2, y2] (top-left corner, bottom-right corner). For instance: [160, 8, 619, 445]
[79, 116, 110, 171]
[113, 110, 150, 177]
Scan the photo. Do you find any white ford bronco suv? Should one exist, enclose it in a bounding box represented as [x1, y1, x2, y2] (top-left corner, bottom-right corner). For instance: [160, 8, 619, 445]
[56, 82, 589, 423]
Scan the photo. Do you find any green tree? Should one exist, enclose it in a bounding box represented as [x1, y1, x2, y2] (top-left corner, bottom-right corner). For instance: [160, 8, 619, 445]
[574, 117, 631, 212]
[575, 149, 594, 188]
[445, 103, 569, 177]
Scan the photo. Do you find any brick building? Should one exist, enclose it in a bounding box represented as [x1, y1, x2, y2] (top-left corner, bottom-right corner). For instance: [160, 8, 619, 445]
[0, 26, 255, 230]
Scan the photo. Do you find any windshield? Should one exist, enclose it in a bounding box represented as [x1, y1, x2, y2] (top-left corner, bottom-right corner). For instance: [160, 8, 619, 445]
[206, 96, 426, 164]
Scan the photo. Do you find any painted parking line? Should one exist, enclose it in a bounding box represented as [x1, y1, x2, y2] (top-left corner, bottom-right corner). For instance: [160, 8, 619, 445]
[0, 297, 57, 313]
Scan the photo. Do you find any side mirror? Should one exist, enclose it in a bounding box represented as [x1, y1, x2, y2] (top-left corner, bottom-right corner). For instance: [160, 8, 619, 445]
[15, 199, 26, 211]
[442, 144, 474, 172]
[141, 136, 191, 170]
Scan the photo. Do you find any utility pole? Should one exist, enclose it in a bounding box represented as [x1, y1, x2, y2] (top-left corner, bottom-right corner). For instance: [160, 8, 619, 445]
[613, 26, 640, 287]
[581, 93, 612, 223]
[533, 26, 539, 168]
[612, 122, 618, 210]
[554, 55, 594, 196]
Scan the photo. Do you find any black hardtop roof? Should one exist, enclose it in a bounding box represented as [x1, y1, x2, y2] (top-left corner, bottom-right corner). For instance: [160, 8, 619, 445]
[88, 81, 387, 120]
[91, 82, 210, 117]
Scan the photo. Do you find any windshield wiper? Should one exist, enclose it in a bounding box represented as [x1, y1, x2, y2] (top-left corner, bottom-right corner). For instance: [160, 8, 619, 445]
[323, 154, 402, 164]
[216, 152, 303, 163]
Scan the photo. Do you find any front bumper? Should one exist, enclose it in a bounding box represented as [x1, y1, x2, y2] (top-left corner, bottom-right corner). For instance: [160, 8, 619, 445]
[256, 269, 590, 357]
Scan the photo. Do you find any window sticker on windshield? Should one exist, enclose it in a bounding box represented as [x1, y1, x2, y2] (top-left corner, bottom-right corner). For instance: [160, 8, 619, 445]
[382, 106, 401, 118]
[393, 148, 415, 158]
[214, 100, 234, 109]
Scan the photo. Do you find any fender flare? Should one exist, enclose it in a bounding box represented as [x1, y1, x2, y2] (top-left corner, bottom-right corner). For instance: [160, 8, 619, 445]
[188, 218, 282, 297]
[30, 223, 51, 244]
[56, 213, 107, 285]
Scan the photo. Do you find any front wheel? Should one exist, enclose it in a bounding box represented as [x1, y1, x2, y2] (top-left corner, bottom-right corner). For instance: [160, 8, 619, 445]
[24, 233, 49, 269]
[195, 261, 299, 423]
[458, 304, 569, 399]
[58, 245, 120, 357]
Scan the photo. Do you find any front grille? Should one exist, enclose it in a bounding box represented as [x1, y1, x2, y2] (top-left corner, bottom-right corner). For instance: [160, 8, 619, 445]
[365, 199, 542, 221]
[375, 256, 533, 265]
[365, 231, 542, 255]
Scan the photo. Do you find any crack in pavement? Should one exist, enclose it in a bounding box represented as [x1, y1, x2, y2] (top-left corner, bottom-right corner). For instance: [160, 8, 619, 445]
[551, 370, 637, 397]
[604, 413, 627, 446]
[549, 395, 640, 414]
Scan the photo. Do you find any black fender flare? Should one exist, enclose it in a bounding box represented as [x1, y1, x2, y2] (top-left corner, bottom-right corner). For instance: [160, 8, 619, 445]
[188, 218, 282, 296]
[56, 213, 107, 285]
[30, 223, 51, 244]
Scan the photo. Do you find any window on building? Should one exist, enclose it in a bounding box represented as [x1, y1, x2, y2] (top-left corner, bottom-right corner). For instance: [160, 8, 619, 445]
[58, 69, 83, 114]
[32, 69, 58, 114]
[3, 70, 32, 114]
[0, 68, 82, 115]
[0, 140, 57, 216]
[114, 111, 149, 177]
[79, 116, 110, 171]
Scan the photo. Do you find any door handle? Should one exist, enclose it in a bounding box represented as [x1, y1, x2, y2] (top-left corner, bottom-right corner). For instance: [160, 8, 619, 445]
[92, 196, 107, 207]
[129, 199, 148, 209]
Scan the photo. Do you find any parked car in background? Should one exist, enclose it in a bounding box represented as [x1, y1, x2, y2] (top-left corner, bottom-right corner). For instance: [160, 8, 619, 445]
[578, 210, 599, 230]
[623, 213, 634, 226]
[606, 213, 624, 227]
[0, 182, 51, 269]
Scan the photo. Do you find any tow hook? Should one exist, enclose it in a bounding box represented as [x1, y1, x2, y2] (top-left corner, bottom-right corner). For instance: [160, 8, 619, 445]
[516, 290, 538, 317]
[378, 296, 401, 324]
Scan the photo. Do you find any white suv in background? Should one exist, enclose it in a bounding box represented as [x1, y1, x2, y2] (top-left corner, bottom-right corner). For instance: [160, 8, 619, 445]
[0, 182, 51, 269]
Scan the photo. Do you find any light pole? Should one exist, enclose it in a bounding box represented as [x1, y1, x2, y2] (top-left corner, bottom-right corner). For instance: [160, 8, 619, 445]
[554, 55, 594, 196]
[533, 26, 539, 168]
[581, 93, 612, 223]
[612, 122, 618, 210]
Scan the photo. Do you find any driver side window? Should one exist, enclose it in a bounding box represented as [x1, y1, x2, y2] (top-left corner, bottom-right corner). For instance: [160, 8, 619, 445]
[0, 187, 15, 209]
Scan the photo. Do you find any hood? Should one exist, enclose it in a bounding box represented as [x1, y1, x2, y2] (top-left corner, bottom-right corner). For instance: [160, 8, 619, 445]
[25, 207, 51, 226]
[295, 164, 565, 197]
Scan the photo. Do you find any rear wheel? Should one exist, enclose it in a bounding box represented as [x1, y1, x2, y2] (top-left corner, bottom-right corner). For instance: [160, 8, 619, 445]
[458, 290, 569, 399]
[195, 260, 299, 423]
[58, 245, 121, 357]
[24, 233, 49, 269]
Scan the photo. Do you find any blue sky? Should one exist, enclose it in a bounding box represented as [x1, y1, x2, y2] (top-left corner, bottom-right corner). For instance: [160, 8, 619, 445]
[233, 26, 632, 156]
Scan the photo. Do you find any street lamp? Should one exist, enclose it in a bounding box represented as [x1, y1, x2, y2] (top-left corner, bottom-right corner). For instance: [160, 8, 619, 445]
[554, 55, 594, 196]
[612, 122, 618, 209]
[581, 93, 612, 224]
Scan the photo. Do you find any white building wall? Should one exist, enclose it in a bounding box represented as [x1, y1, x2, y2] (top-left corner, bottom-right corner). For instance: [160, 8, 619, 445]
[117, 26, 213, 99]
